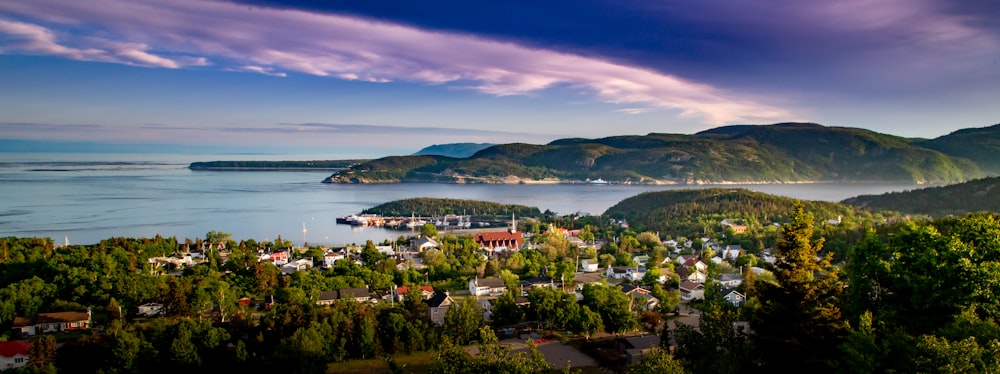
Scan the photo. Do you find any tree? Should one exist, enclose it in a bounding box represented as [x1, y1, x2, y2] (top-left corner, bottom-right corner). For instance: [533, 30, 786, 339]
[752, 204, 846, 372]
[420, 223, 438, 238]
[445, 298, 483, 345]
[28, 335, 57, 371]
[625, 346, 684, 374]
[571, 305, 603, 341]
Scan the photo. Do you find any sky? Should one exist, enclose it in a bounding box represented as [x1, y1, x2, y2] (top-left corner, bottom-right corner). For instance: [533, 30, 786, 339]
[1, 0, 999, 156]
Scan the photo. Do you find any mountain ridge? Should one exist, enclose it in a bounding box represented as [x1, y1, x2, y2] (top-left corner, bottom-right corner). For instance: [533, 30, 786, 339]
[323, 122, 996, 184]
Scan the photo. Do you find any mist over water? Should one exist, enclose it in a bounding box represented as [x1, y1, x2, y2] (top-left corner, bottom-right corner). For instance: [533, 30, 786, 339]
[0, 153, 921, 246]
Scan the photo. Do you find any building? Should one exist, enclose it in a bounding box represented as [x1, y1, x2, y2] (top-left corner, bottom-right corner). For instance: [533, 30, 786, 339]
[474, 231, 523, 251]
[281, 258, 313, 274]
[427, 291, 455, 326]
[717, 273, 744, 288]
[469, 277, 507, 297]
[679, 281, 705, 301]
[722, 288, 746, 307]
[580, 258, 599, 272]
[411, 237, 439, 252]
[0, 341, 30, 371]
[720, 219, 748, 234]
[316, 288, 371, 306]
[323, 251, 346, 267]
[137, 303, 164, 317]
[11, 310, 91, 336]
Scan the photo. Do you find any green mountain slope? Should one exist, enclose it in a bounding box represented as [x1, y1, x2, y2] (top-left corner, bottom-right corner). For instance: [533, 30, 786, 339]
[603, 188, 870, 236]
[362, 198, 541, 217]
[917, 124, 1000, 174]
[842, 176, 1000, 216]
[324, 123, 991, 184]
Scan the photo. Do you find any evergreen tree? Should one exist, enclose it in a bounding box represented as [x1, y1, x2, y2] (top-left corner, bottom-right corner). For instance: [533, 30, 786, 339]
[751, 204, 846, 372]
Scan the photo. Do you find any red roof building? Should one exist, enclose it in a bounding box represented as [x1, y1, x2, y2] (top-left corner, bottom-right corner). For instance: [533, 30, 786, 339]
[0, 341, 30, 371]
[474, 231, 523, 251]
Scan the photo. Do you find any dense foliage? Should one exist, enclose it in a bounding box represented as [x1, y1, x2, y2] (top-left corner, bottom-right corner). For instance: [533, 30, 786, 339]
[325, 122, 990, 184]
[918, 123, 1000, 174]
[843, 176, 1000, 216]
[362, 197, 542, 218]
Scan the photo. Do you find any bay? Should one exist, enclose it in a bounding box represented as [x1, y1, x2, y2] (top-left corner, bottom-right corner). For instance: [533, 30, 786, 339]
[0, 153, 921, 246]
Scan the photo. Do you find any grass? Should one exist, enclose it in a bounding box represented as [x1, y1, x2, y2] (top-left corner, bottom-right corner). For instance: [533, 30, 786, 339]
[326, 351, 435, 374]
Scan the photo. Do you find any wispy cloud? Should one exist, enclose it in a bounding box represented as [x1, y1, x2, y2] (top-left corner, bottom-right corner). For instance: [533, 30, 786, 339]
[0, 0, 793, 124]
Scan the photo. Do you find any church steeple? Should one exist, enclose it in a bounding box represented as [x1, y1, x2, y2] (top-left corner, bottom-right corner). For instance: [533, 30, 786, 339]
[509, 213, 517, 233]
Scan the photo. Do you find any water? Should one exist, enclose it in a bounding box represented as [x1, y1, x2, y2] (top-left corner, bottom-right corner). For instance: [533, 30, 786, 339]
[0, 153, 922, 246]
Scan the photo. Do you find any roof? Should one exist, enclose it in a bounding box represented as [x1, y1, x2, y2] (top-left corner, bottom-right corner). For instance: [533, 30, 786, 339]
[718, 273, 744, 282]
[475, 231, 523, 245]
[427, 291, 453, 308]
[679, 280, 704, 292]
[414, 237, 438, 247]
[723, 288, 745, 298]
[319, 290, 339, 301]
[473, 277, 506, 288]
[338, 288, 370, 299]
[397, 285, 434, 295]
[580, 258, 598, 265]
[13, 311, 90, 327]
[0, 341, 30, 358]
[623, 335, 660, 351]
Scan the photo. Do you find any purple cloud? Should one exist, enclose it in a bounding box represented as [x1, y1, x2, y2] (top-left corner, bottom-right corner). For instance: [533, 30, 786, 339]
[0, 0, 794, 124]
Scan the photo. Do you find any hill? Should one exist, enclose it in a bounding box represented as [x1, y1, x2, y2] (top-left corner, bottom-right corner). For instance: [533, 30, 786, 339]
[603, 188, 873, 237]
[362, 197, 541, 218]
[916, 124, 1000, 174]
[324, 123, 992, 184]
[842, 176, 1000, 216]
[412, 143, 495, 158]
[189, 160, 366, 170]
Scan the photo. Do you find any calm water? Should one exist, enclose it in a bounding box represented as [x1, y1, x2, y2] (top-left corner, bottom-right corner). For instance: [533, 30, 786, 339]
[0, 153, 922, 245]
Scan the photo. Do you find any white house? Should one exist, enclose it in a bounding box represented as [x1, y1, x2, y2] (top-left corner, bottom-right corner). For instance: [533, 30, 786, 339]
[469, 277, 507, 297]
[323, 251, 345, 268]
[721, 245, 742, 262]
[281, 258, 314, 274]
[679, 281, 705, 301]
[580, 258, 600, 272]
[0, 341, 30, 371]
[376, 245, 395, 256]
[412, 237, 439, 252]
[11, 310, 91, 336]
[137, 303, 164, 317]
[717, 273, 744, 288]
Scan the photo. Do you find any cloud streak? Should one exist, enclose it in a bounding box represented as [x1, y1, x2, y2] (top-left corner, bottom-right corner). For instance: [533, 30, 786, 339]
[0, 0, 792, 124]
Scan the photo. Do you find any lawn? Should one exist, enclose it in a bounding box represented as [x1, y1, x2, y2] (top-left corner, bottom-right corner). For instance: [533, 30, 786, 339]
[326, 351, 435, 374]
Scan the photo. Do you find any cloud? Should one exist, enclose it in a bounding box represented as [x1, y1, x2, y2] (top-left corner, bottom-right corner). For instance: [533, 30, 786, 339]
[230, 65, 287, 77]
[0, 0, 793, 124]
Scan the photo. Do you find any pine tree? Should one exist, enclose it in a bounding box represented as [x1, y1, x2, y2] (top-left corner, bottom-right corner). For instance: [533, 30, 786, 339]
[752, 203, 846, 372]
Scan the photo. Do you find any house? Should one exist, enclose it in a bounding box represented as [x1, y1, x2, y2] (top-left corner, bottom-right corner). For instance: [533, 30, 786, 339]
[427, 291, 455, 326]
[679, 281, 705, 301]
[412, 236, 439, 252]
[376, 245, 395, 256]
[580, 258, 599, 272]
[323, 251, 345, 267]
[281, 258, 313, 274]
[316, 288, 371, 306]
[721, 245, 742, 262]
[663, 239, 678, 249]
[474, 231, 523, 251]
[388, 285, 435, 302]
[623, 335, 661, 364]
[762, 249, 777, 264]
[717, 273, 744, 288]
[675, 265, 707, 284]
[620, 284, 659, 311]
[721, 219, 748, 234]
[519, 276, 557, 294]
[722, 288, 746, 307]
[632, 255, 650, 267]
[260, 250, 289, 266]
[469, 277, 508, 297]
[137, 302, 164, 317]
[11, 310, 91, 336]
[572, 272, 604, 291]
[0, 341, 30, 371]
[606, 265, 628, 279]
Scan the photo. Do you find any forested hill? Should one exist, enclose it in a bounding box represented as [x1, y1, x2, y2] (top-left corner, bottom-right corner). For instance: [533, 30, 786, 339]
[362, 198, 541, 218]
[842, 176, 1000, 216]
[412, 143, 495, 158]
[916, 123, 1000, 174]
[603, 188, 875, 237]
[324, 122, 994, 184]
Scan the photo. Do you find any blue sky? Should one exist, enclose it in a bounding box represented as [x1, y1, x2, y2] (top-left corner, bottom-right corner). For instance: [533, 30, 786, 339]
[1, 0, 998, 156]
